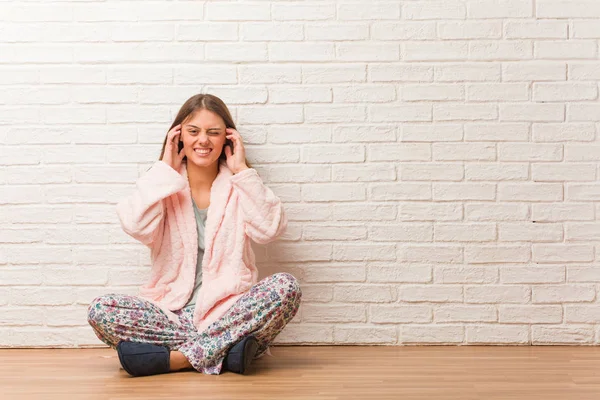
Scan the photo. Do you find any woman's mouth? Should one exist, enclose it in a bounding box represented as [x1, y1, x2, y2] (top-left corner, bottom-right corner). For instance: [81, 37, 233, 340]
[194, 148, 212, 157]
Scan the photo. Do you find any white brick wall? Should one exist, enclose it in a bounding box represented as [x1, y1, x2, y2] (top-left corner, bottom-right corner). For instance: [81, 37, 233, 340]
[1, 0, 600, 348]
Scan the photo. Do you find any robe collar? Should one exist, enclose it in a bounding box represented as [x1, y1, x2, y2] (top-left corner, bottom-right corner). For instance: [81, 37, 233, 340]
[177, 159, 234, 270]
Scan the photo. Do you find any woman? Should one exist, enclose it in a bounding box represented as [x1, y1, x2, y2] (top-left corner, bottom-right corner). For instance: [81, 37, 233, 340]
[87, 94, 302, 377]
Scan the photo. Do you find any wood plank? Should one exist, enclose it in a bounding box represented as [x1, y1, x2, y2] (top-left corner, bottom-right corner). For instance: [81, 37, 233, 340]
[1, 346, 600, 399]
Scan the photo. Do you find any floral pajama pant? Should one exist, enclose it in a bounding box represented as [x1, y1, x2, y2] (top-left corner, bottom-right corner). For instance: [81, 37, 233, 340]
[87, 272, 302, 375]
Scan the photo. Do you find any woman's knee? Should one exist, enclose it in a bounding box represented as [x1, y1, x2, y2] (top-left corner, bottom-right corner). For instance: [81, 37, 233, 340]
[272, 272, 302, 302]
[86, 294, 115, 326]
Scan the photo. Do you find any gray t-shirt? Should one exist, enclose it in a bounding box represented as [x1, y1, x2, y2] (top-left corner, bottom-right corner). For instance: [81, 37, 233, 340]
[184, 198, 208, 308]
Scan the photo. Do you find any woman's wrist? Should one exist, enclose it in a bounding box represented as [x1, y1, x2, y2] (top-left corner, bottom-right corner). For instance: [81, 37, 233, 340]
[233, 165, 250, 175]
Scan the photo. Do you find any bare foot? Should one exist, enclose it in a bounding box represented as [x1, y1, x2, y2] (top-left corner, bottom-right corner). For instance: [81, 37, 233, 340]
[170, 351, 193, 371]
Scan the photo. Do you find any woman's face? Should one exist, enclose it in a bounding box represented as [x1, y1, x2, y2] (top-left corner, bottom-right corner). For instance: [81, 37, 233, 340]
[181, 109, 227, 168]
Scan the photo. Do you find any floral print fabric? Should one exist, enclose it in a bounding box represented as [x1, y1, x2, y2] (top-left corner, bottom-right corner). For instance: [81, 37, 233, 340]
[87, 272, 301, 375]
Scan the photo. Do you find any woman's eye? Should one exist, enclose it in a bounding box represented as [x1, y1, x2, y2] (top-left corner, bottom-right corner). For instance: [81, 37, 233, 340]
[187, 130, 220, 135]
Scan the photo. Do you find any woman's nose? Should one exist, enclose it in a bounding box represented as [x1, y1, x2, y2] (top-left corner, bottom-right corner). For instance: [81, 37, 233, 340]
[197, 134, 210, 144]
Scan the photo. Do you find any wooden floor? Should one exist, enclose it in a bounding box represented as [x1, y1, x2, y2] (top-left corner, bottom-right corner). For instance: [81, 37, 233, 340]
[2, 346, 600, 399]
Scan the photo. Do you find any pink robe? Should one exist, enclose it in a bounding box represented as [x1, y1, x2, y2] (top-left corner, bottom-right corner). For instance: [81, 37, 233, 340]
[115, 159, 287, 333]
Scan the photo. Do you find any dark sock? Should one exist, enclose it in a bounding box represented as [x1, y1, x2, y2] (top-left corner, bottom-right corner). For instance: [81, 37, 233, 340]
[117, 341, 171, 377]
[222, 335, 258, 374]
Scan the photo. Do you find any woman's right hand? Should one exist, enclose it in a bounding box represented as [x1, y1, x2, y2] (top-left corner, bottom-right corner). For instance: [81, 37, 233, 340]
[162, 124, 185, 171]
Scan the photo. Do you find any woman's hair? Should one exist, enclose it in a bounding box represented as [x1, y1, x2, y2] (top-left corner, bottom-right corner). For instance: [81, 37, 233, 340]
[159, 93, 252, 168]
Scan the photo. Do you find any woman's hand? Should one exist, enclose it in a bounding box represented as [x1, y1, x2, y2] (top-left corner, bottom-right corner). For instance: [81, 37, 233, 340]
[225, 128, 250, 174]
[162, 124, 186, 171]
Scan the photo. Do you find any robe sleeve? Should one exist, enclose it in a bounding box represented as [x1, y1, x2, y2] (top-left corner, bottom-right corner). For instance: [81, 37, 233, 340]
[229, 168, 287, 244]
[116, 160, 186, 247]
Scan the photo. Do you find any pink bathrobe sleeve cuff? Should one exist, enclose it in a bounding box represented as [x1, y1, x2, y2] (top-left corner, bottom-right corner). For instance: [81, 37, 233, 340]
[116, 160, 187, 247]
[229, 167, 287, 244]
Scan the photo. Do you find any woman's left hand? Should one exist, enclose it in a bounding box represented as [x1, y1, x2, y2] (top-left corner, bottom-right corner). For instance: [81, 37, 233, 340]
[225, 128, 250, 174]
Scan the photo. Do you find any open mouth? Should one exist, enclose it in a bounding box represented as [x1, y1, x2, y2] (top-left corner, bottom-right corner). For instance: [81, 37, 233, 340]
[194, 148, 212, 157]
